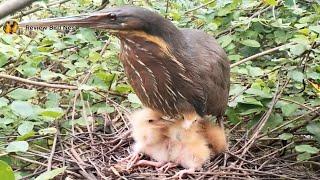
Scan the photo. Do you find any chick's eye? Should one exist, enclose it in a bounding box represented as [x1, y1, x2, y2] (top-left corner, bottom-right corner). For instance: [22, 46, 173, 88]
[148, 119, 154, 123]
[107, 13, 117, 21]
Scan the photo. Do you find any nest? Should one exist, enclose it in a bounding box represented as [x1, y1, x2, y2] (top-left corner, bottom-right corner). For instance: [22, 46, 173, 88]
[17, 100, 319, 180]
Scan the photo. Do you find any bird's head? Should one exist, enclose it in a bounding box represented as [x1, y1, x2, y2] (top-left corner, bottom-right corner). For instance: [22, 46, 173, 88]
[19, 6, 179, 39]
[129, 108, 172, 130]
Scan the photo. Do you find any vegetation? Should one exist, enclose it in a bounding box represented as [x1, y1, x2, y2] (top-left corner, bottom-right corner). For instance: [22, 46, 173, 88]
[0, 0, 319, 179]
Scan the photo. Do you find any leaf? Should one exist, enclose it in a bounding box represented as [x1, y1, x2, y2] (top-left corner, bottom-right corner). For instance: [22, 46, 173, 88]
[297, 152, 311, 161]
[240, 39, 260, 47]
[39, 127, 57, 135]
[40, 108, 64, 119]
[290, 44, 307, 56]
[246, 87, 272, 98]
[264, 0, 277, 6]
[295, 145, 319, 154]
[10, 101, 35, 118]
[306, 122, 320, 136]
[309, 25, 320, 34]
[279, 133, 293, 140]
[288, 70, 304, 82]
[247, 66, 264, 77]
[0, 97, 9, 108]
[7, 88, 37, 100]
[0, 52, 8, 68]
[18, 122, 34, 136]
[128, 93, 142, 104]
[115, 84, 132, 94]
[241, 97, 263, 106]
[281, 103, 299, 116]
[6, 141, 29, 153]
[0, 160, 14, 180]
[218, 35, 233, 48]
[35, 167, 67, 180]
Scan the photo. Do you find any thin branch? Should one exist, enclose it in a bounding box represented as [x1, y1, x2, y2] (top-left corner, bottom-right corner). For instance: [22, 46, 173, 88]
[47, 131, 58, 171]
[184, 0, 216, 14]
[230, 42, 295, 68]
[0, 73, 77, 90]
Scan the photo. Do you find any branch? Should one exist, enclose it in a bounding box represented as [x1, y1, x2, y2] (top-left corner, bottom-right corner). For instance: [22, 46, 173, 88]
[184, 0, 216, 14]
[230, 42, 295, 68]
[0, 0, 35, 19]
[0, 73, 77, 90]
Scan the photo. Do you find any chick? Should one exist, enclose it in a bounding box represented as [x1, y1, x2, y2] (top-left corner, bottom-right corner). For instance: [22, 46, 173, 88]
[128, 108, 172, 168]
[197, 118, 228, 154]
[167, 119, 211, 178]
[129, 108, 227, 178]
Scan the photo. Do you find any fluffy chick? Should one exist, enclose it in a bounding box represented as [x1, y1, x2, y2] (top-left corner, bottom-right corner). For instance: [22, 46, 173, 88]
[129, 108, 227, 178]
[129, 108, 172, 167]
[197, 119, 228, 154]
[167, 119, 211, 178]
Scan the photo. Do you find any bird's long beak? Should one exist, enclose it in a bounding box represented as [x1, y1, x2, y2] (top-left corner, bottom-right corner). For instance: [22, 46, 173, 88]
[19, 12, 113, 30]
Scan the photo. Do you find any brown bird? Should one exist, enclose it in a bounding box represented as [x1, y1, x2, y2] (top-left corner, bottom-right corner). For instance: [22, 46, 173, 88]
[19, 6, 230, 128]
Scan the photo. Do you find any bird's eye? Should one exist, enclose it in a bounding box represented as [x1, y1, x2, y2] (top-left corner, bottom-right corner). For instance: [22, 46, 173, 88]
[107, 13, 117, 21]
[148, 119, 154, 123]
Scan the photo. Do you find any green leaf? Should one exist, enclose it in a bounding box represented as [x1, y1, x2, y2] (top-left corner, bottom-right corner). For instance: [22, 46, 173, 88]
[115, 84, 132, 94]
[281, 103, 299, 116]
[279, 133, 293, 140]
[7, 88, 37, 100]
[38, 127, 57, 135]
[295, 145, 319, 154]
[0, 97, 9, 108]
[6, 141, 29, 153]
[288, 70, 304, 82]
[297, 152, 311, 161]
[218, 35, 233, 48]
[309, 25, 320, 34]
[18, 122, 34, 136]
[264, 0, 277, 6]
[128, 93, 142, 104]
[241, 39, 260, 47]
[306, 122, 320, 136]
[35, 167, 67, 180]
[241, 97, 263, 106]
[40, 108, 64, 119]
[0, 160, 14, 180]
[10, 101, 35, 118]
[0, 52, 8, 68]
[246, 87, 272, 98]
[290, 44, 307, 56]
[248, 66, 264, 77]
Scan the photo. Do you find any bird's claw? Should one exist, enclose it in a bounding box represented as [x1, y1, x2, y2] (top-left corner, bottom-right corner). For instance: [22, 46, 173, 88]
[118, 153, 141, 169]
[172, 168, 195, 179]
[157, 162, 177, 172]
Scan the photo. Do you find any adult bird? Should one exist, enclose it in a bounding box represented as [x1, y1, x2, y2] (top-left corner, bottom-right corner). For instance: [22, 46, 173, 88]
[19, 6, 230, 128]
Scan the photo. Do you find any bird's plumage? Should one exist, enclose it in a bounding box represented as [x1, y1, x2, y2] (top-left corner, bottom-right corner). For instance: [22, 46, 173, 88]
[116, 7, 230, 118]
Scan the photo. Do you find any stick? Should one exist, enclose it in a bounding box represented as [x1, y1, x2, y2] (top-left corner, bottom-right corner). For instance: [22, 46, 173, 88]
[0, 0, 35, 19]
[230, 42, 295, 68]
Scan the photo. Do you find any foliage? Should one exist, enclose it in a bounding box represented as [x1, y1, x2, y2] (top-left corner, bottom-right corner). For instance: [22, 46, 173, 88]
[0, 0, 319, 178]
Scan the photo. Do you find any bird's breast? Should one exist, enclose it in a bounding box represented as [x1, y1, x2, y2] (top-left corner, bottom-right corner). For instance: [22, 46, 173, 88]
[118, 36, 193, 116]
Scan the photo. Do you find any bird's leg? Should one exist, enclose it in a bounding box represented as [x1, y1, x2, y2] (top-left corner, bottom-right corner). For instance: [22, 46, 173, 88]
[217, 116, 224, 129]
[182, 112, 199, 129]
[173, 168, 195, 179]
[122, 152, 141, 169]
[157, 162, 177, 172]
[134, 160, 165, 168]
